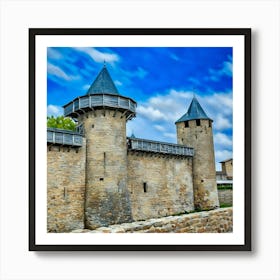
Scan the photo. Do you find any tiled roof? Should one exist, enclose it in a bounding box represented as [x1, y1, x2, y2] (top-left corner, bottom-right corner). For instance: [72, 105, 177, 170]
[86, 66, 119, 95]
[175, 96, 212, 123]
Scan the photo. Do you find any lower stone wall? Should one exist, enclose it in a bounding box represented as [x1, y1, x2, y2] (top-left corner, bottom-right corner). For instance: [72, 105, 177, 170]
[72, 207, 233, 233]
[218, 189, 233, 205]
[127, 151, 194, 221]
[47, 142, 86, 232]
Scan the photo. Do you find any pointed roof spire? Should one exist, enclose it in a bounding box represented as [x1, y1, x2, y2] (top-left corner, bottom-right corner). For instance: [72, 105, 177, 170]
[130, 131, 136, 138]
[86, 65, 119, 95]
[175, 96, 212, 123]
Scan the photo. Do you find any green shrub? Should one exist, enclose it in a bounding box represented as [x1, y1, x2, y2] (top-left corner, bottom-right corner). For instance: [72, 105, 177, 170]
[217, 184, 233, 190]
[219, 203, 232, 208]
[47, 115, 76, 131]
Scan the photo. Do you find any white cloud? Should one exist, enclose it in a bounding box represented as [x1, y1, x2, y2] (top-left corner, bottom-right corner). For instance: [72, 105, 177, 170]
[74, 47, 119, 64]
[47, 48, 63, 60]
[212, 92, 232, 109]
[137, 106, 167, 122]
[137, 94, 185, 123]
[169, 89, 193, 99]
[214, 114, 232, 130]
[114, 80, 123, 86]
[47, 63, 72, 81]
[135, 67, 148, 79]
[47, 105, 63, 117]
[203, 92, 233, 120]
[154, 125, 166, 132]
[221, 60, 233, 76]
[214, 132, 232, 147]
[149, 96, 178, 112]
[206, 58, 233, 82]
[187, 77, 200, 86]
[142, 90, 193, 122]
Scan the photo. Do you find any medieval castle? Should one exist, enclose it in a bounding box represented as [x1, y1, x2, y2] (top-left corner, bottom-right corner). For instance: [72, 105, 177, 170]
[47, 65, 220, 233]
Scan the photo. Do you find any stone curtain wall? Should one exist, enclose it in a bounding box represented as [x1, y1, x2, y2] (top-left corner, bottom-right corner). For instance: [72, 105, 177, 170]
[73, 207, 233, 233]
[47, 142, 86, 232]
[127, 152, 194, 221]
[218, 189, 233, 205]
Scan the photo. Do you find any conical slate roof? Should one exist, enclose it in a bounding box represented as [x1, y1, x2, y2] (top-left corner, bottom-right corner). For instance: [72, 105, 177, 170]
[175, 96, 212, 123]
[86, 66, 119, 95]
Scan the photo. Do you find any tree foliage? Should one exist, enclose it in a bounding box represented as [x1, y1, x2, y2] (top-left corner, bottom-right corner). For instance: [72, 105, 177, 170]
[47, 116, 76, 131]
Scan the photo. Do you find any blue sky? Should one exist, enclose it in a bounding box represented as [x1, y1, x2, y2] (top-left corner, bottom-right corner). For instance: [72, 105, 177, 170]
[47, 47, 233, 170]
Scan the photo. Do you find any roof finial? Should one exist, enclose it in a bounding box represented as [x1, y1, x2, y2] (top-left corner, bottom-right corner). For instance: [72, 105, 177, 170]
[192, 87, 197, 98]
[131, 130, 136, 138]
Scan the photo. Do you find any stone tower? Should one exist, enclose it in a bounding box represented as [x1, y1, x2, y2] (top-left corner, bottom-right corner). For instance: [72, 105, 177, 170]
[63, 65, 137, 229]
[175, 96, 219, 210]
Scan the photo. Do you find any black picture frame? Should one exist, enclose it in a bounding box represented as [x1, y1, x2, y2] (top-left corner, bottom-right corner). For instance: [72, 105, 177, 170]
[29, 28, 251, 251]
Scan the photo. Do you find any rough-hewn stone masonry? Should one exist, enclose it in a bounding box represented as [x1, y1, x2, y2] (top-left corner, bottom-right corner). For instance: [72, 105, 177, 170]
[72, 208, 233, 233]
[47, 66, 227, 233]
[218, 189, 233, 206]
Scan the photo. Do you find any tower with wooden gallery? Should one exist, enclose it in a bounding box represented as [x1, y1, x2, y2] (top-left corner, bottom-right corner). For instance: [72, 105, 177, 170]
[63, 65, 137, 229]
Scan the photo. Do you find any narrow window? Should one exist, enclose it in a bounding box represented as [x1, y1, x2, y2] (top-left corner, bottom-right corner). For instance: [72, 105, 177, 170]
[184, 121, 189, 128]
[196, 119, 201, 126]
[103, 152, 106, 177]
[209, 120, 212, 128]
[143, 182, 147, 193]
[99, 178, 104, 181]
